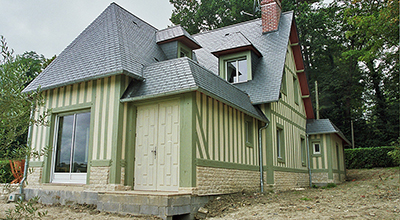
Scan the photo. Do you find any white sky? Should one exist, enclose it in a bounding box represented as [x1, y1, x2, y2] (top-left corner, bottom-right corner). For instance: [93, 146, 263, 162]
[0, 0, 174, 58]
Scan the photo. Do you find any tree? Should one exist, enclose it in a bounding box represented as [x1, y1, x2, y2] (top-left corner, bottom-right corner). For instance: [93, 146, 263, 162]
[0, 36, 49, 160]
[343, 0, 399, 146]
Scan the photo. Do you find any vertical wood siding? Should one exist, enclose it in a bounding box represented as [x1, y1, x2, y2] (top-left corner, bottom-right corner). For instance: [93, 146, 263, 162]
[195, 92, 259, 166]
[30, 75, 131, 163]
[266, 43, 307, 170]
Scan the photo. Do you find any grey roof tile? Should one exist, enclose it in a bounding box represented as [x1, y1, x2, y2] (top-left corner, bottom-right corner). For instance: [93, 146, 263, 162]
[23, 3, 166, 92]
[156, 25, 201, 49]
[212, 32, 252, 53]
[307, 119, 351, 145]
[121, 57, 267, 121]
[193, 12, 294, 104]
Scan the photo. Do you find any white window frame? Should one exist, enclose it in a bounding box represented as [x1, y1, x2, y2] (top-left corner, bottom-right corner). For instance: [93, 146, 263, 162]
[225, 57, 248, 84]
[51, 111, 90, 184]
[313, 142, 321, 154]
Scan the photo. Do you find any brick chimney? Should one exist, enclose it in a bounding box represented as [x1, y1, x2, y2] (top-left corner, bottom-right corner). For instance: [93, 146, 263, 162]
[261, 0, 282, 33]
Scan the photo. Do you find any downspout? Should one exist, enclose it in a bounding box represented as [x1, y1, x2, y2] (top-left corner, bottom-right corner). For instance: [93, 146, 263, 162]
[259, 118, 270, 193]
[20, 102, 35, 196]
[306, 133, 312, 187]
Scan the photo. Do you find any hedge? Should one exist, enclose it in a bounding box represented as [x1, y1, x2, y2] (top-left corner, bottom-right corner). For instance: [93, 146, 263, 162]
[345, 146, 400, 169]
[0, 161, 14, 183]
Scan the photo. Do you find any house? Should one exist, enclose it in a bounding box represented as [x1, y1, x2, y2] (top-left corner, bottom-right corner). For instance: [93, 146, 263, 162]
[22, 0, 350, 219]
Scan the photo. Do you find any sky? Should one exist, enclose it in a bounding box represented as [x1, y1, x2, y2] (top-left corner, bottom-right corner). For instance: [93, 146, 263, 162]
[0, 0, 175, 58]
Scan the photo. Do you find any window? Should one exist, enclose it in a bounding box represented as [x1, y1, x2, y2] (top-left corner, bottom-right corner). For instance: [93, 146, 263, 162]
[293, 76, 299, 104]
[245, 116, 253, 147]
[219, 51, 252, 83]
[226, 58, 248, 83]
[178, 42, 192, 59]
[313, 142, 321, 154]
[179, 48, 190, 58]
[281, 69, 287, 95]
[276, 125, 284, 162]
[301, 137, 306, 166]
[52, 112, 91, 184]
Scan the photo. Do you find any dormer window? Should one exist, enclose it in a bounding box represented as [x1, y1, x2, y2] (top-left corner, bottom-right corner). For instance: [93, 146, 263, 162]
[226, 57, 248, 83]
[156, 25, 201, 60]
[211, 32, 262, 84]
[178, 42, 192, 59]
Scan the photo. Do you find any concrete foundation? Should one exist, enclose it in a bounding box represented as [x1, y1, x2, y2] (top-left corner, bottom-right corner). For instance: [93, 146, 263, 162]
[24, 187, 214, 220]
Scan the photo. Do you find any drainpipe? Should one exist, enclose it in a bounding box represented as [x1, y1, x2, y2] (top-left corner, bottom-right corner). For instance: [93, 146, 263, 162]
[20, 102, 35, 196]
[259, 118, 270, 193]
[306, 133, 312, 188]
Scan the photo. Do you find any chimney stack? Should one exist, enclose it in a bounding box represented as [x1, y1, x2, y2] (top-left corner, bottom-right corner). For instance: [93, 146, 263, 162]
[261, 0, 282, 33]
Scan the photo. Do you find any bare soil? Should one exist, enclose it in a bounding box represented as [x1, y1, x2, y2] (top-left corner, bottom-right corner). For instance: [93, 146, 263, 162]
[0, 168, 399, 219]
[204, 168, 400, 219]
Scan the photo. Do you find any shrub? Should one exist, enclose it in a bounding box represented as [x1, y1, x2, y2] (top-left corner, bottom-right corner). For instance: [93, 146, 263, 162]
[345, 146, 399, 169]
[0, 160, 14, 183]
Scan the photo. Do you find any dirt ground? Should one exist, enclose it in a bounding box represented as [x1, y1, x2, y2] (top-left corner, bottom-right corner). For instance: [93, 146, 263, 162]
[204, 167, 400, 219]
[0, 168, 399, 219]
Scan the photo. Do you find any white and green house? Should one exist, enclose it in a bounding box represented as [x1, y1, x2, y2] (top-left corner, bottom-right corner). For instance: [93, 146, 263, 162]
[22, 1, 350, 218]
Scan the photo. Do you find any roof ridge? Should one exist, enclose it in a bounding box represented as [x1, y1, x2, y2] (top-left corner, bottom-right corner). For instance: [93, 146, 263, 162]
[193, 18, 261, 37]
[157, 24, 182, 32]
[110, 2, 159, 31]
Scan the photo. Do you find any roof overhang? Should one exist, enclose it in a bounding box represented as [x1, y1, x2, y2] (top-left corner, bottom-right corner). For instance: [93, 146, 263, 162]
[156, 35, 202, 50]
[212, 45, 262, 58]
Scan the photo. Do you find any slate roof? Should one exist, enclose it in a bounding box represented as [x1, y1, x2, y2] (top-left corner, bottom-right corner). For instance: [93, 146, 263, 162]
[307, 119, 351, 145]
[156, 25, 201, 49]
[23, 3, 166, 92]
[121, 57, 267, 122]
[193, 12, 294, 104]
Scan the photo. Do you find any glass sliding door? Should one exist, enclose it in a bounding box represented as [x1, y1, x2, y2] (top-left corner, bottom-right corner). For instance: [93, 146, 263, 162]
[52, 112, 90, 184]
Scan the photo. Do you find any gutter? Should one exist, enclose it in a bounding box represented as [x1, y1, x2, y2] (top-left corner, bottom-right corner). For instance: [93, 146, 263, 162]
[258, 117, 270, 193]
[306, 133, 312, 187]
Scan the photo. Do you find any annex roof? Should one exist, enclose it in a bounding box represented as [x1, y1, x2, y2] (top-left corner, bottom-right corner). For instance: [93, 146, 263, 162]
[23, 2, 166, 93]
[307, 119, 351, 145]
[156, 25, 202, 49]
[193, 11, 294, 104]
[121, 57, 267, 122]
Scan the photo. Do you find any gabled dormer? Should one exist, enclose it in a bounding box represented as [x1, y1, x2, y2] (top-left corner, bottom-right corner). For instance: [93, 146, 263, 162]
[212, 32, 262, 84]
[156, 25, 201, 60]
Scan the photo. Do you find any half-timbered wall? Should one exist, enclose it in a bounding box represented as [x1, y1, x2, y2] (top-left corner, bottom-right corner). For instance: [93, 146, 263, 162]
[29, 75, 132, 185]
[194, 92, 259, 166]
[268, 43, 307, 169]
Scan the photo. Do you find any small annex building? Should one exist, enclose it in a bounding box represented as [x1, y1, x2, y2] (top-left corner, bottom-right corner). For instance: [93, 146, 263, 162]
[22, 1, 351, 219]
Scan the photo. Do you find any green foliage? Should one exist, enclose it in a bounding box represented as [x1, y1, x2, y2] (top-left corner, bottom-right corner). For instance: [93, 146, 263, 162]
[345, 147, 400, 169]
[5, 196, 48, 220]
[0, 36, 51, 161]
[0, 160, 14, 183]
[388, 143, 400, 165]
[300, 197, 312, 201]
[169, 0, 399, 146]
[322, 183, 337, 189]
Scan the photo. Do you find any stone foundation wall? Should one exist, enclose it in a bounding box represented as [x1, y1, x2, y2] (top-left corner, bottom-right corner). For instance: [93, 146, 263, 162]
[333, 173, 340, 183]
[85, 166, 130, 191]
[195, 166, 261, 195]
[273, 171, 309, 191]
[311, 173, 333, 184]
[27, 167, 42, 188]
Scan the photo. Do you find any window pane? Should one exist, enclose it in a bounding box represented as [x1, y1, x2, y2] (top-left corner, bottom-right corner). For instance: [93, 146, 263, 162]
[226, 60, 237, 83]
[237, 59, 248, 82]
[55, 115, 74, 173]
[72, 112, 91, 173]
[277, 129, 281, 157]
[314, 143, 320, 153]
